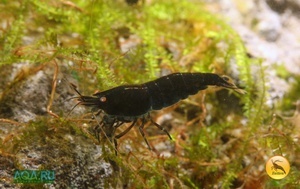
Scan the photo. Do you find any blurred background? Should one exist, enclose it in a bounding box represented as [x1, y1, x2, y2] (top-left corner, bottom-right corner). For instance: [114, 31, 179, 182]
[0, 0, 299, 188]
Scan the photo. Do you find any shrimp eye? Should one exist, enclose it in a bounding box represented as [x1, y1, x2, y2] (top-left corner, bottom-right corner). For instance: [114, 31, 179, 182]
[100, 96, 107, 102]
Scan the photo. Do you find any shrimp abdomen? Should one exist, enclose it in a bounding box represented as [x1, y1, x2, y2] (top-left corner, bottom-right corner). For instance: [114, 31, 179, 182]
[145, 73, 209, 110]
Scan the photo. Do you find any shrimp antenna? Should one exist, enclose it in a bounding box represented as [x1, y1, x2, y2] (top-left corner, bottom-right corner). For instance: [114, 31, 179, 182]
[64, 82, 85, 118]
[69, 82, 83, 97]
[66, 101, 83, 118]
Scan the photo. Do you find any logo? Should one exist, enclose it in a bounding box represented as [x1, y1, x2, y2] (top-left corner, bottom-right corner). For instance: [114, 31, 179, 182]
[266, 156, 290, 180]
[13, 170, 55, 183]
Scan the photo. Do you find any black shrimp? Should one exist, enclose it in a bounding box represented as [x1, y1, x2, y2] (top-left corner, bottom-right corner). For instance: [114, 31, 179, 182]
[71, 72, 244, 152]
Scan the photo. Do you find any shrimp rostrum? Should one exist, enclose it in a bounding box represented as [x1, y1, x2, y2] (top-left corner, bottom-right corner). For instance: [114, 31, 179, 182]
[71, 72, 244, 151]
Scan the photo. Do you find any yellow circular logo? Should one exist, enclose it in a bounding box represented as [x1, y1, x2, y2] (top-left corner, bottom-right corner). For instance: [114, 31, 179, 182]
[266, 156, 290, 179]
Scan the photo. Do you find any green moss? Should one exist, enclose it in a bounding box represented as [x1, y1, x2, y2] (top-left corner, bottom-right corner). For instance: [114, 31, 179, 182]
[1, 0, 299, 188]
[279, 75, 300, 112]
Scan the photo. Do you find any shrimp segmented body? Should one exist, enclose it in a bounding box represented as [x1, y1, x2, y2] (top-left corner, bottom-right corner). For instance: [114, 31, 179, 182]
[71, 72, 244, 152]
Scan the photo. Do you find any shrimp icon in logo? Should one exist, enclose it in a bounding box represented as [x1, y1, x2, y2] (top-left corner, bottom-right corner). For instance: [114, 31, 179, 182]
[271, 159, 286, 174]
[266, 156, 290, 179]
